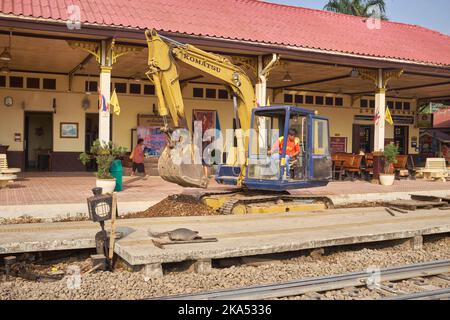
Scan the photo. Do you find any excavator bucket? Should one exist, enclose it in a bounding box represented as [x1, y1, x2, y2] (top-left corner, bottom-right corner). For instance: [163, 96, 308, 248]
[158, 144, 208, 189]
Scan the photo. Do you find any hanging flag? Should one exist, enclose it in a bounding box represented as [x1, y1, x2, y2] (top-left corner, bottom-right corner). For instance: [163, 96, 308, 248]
[110, 89, 121, 116]
[98, 90, 109, 112]
[385, 107, 394, 125]
[374, 108, 381, 126]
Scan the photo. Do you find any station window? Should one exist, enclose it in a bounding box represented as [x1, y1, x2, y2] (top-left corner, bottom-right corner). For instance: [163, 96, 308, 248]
[305, 95, 314, 104]
[0, 75, 5, 87]
[315, 96, 324, 105]
[193, 88, 204, 98]
[294, 94, 304, 104]
[26, 77, 40, 89]
[85, 81, 98, 92]
[369, 100, 375, 109]
[395, 101, 403, 110]
[218, 89, 229, 100]
[325, 97, 334, 106]
[114, 83, 127, 94]
[144, 84, 155, 95]
[284, 94, 293, 104]
[335, 97, 343, 106]
[43, 78, 56, 90]
[10, 76, 23, 88]
[387, 101, 394, 109]
[360, 99, 368, 108]
[130, 83, 141, 94]
[403, 102, 411, 111]
[205, 88, 217, 99]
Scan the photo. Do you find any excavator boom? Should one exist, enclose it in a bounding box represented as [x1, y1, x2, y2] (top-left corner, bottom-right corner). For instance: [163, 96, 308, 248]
[145, 29, 257, 188]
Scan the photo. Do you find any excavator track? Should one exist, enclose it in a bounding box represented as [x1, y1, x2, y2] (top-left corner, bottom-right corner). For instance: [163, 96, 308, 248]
[200, 191, 333, 215]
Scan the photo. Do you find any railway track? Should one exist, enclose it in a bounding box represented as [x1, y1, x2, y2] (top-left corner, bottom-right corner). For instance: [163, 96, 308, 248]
[149, 260, 450, 300]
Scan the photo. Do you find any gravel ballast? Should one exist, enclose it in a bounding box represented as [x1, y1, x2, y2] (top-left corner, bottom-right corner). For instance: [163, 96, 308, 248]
[1, 236, 449, 300]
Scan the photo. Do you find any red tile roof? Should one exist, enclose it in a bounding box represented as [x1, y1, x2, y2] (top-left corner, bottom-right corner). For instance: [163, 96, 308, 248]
[2, 0, 450, 66]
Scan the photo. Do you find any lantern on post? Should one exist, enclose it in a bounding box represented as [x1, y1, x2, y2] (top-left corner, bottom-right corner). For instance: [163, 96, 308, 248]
[86, 187, 118, 271]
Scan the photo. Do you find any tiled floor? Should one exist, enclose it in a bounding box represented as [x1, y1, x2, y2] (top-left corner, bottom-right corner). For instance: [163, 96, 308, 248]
[0, 172, 448, 206]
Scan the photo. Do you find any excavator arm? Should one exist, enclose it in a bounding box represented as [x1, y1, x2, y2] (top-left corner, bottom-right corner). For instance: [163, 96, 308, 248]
[145, 29, 257, 188]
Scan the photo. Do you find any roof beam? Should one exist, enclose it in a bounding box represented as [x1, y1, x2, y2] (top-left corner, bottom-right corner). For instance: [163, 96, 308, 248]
[352, 80, 450, 96]
[271, 74, 351, 90]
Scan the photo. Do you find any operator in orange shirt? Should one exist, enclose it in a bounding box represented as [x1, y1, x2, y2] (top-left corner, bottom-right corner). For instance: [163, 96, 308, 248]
[268, 128, 301, 179]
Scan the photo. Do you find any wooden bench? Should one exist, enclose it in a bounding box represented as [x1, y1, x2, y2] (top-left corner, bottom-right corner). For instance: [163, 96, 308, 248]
[418, 158, 448, 182]
[332, 153, 355, 181]
[344, 155, 363, 181]
[332, 153, 364, 181]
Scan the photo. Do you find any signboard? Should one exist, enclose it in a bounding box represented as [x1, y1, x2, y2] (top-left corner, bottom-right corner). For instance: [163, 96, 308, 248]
[330, 137, 347, 153]
[433, 107, 450, 128]
[417, 114, 433, 128]
[137, 114, 174, 127]
[136, 126, 167, 156]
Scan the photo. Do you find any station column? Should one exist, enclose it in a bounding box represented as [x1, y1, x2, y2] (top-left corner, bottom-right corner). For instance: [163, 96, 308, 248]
[67, 39, 142, 145]
[357, 68, 404, 152]
[99, 41, 113, 143]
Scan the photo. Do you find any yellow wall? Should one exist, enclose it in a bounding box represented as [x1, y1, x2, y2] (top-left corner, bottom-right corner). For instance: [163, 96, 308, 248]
[0, 73, 95, 152]
[0, 71, 419, 158]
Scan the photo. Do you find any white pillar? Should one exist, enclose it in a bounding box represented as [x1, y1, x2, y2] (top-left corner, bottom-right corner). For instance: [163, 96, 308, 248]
[99, 66, 111, 143]
[98, 40, 112, 144]
[255, 56, 267, 154]
[255, 56, 266, 106]
[374, 69, 386, 152]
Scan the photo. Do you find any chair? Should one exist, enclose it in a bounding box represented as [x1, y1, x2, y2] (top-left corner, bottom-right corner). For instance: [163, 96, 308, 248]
[0, 154, 21, 175]
[361, 153, 374, 180]
[344, 155, 363, 181]
[393, 155, 409, 180]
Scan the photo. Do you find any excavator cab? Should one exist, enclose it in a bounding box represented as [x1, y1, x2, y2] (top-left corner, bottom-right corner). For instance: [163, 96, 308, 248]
[216, 105, 332, 191]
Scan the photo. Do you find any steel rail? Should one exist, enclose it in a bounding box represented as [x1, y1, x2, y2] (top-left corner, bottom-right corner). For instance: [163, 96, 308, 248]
[383, 288, 450, 300]
[149, 260, 450, 300]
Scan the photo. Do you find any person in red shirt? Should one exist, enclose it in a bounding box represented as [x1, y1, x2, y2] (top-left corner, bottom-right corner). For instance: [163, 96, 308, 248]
[130, 138, 145, 176]
[268, 128, 301, 179]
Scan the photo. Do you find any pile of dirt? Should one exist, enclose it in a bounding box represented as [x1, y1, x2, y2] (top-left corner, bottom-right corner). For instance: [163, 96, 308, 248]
[124, 194, 217, 218]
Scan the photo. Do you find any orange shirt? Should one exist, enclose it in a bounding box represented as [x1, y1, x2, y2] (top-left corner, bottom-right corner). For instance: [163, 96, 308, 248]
[277, 137, 300, 157]
[132, 145, 144, 164]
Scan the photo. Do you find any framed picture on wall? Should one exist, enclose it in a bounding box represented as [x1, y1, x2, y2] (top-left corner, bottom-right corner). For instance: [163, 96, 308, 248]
[192, 109, 217, 134]
[60, 122, 79, 138]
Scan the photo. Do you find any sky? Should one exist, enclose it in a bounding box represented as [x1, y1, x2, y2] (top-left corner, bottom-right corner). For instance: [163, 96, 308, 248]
[266, 0, 450, 35]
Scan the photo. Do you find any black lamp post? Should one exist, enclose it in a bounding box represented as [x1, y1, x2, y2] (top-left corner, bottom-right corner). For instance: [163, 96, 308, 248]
[86, 187, 116, 270]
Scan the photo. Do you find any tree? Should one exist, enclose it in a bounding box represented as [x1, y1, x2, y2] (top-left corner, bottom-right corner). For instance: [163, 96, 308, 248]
[324, 0, 388, 20]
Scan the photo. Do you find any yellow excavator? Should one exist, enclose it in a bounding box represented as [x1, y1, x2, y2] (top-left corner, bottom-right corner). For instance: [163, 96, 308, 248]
[145, 29, 333, 214]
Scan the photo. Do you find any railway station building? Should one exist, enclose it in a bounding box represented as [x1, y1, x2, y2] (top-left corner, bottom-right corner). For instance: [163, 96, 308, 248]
[0, 0, 449, 171]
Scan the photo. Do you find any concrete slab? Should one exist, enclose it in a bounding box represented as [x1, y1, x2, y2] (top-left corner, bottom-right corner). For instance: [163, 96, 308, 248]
[114, 208, 450, 266]
[2, 207, 450, 270]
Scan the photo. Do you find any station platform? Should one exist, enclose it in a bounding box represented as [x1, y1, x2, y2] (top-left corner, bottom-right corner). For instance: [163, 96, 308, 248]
[1, 207, 450, 277]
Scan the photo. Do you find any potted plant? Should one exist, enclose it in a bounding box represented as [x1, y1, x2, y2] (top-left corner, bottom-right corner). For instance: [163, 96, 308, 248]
[379, 144, 399, 186]
[80, 140, 127, 194]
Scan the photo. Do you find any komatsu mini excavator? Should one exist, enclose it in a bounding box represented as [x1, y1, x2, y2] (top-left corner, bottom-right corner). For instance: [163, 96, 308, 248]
[145, 29, 333, 214]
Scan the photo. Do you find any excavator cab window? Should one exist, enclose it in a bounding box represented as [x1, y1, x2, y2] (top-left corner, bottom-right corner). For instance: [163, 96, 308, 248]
[311, 117, 332, 180]
[247, 108, 308, 181]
